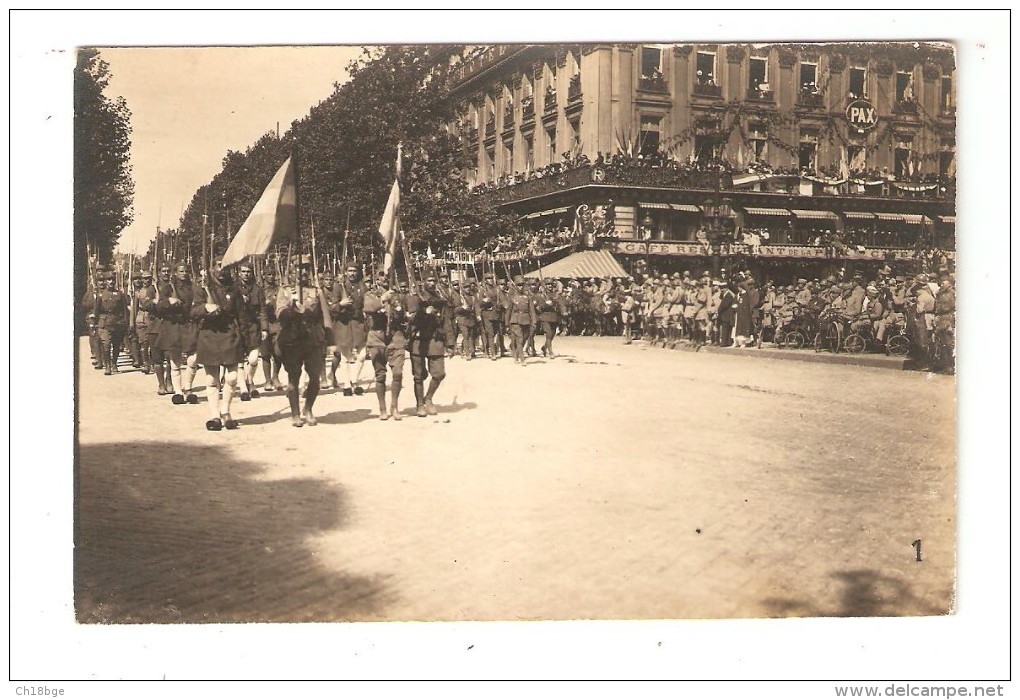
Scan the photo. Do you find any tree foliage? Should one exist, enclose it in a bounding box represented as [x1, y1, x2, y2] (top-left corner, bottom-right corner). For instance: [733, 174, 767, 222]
[165, 45, 518, 274]
[74, 48, 135, 328]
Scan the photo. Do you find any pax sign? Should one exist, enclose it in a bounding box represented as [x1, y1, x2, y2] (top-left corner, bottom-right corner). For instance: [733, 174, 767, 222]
[845, 98, 878, 131]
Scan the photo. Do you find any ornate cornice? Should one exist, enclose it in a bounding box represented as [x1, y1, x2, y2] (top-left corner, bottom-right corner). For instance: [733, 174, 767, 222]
[726, 45, 747, 63]
[673, 45, 693, 58]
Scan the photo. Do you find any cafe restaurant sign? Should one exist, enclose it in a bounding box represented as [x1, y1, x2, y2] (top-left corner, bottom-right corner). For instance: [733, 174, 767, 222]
[845, 98, 878, 132]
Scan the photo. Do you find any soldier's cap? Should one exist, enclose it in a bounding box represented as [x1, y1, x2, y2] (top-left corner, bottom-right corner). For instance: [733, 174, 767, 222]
[866, 286, 879, 294]
[895, 276, 906, 282]
[513, 275, 525, 284]
[797, 278, 807, 284]
[140, 270, 153, 278]
[914, 273, 928, 283]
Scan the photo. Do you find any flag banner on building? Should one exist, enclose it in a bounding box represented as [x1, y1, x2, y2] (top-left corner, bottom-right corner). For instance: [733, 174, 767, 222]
[220, 156, 297, 267]
[378, 144, 402, 274]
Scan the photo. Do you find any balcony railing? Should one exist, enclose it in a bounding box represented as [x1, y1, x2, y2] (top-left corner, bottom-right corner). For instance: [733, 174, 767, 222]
[567, 74, 582, 102]
[521, 99, 535, 121]
[797, 91, 824, 108]
[893, 99, 919, 115]
[503, 106, 514, 126]
[544, 90, 557, 113]
[638, 74, 668, 93]
[746, 87, 774, 102]
[692, 82, 722, 98]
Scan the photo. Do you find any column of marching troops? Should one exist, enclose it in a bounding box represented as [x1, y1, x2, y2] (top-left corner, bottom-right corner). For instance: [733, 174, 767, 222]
[83, 258, 568, 430]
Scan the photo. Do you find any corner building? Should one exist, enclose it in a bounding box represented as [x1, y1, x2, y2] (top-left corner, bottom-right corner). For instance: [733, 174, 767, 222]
[447, 42, 956, 282]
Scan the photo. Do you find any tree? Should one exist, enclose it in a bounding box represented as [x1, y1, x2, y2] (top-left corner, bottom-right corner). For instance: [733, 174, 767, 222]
[74, 48, 134, 329]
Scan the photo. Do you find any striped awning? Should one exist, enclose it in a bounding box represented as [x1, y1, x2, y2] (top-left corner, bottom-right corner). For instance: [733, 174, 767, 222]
[790, 209, 837, 220]
[902, 214, 924, 224]
[843, 212, 877, 220]
[876, 213, 906, 222]
[939, 215, 956, 224]
[670, 204, 703, 212]
[640, 202, 672, 210]
[744, 207, 792, 216]
[524, 250, 628, 280]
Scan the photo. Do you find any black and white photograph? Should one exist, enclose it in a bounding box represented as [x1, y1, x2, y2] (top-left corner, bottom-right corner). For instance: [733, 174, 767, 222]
[9, 8, 1011, 692]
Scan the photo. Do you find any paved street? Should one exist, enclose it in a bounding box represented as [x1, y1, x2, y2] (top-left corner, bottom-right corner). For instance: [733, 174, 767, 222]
[74, 336, 956, 623]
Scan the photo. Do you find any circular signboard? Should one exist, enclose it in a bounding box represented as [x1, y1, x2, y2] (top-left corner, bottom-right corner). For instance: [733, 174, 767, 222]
[845, 98, 878, 132]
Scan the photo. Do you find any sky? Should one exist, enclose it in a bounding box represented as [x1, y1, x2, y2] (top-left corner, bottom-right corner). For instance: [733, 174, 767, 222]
[103, 45, 364, 255]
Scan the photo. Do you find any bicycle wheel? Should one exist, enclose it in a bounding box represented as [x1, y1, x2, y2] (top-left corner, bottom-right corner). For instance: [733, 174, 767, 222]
[813, 332, 823, 352]
[886, 334, 910, 357]
[786, 330, 806, 349]
[827, 322, 843, 353]
[843, 333, 867, 354]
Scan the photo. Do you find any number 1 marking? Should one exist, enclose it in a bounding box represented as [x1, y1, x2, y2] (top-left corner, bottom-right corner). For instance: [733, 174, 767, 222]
[912, 539, 922, 562]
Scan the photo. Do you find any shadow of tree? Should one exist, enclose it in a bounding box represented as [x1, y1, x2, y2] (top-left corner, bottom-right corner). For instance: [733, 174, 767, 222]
[75, 441, 393, 623]
[761, 568, 952, 618]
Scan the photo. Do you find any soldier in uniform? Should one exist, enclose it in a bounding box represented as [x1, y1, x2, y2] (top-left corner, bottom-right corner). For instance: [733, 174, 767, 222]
[406, 272, 455, 417]
[128, 270, 157, 374]
[260, 266, 284, 392]
[363, 274, 408, 420]
[932, 271, 955, 373]
[276, 255, 330, 427]
[329, 264, 369, 396]
[233, 261, 266, 401]
[155, 263, 200, 404]
[536, 279, 565, 358]
[452, 279, 481, 360]
[143, 264, 172, 394]
[82, 268, 129, 375]
[478, 273, 502, 361]
[524, 279, 542, 356]
[192, 265, 243, 431]
[505, 276, 537, 365]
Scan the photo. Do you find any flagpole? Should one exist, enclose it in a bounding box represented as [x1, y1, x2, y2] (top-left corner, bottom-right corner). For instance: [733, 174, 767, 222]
[292, 142, 303, 305]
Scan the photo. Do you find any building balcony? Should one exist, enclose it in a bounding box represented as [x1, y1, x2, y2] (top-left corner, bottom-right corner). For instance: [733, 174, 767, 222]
[503, 106, 514, 126]
[796, 91, 824, 108]
[543, 90, 558, 114]
[746, 87, 774, 102]
[639, 74, 668, 93]
[692, 82, 722, 98]
[893, 99, 919, 115]
[567, 74, 582, 102]
[521, 101, 535, 121]
[484, 118, 496, 137]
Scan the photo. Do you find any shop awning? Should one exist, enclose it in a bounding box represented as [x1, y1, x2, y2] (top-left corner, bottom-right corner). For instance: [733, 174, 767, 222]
[875, 213, 906, 222]
[670, 204, 703, 213]
[902, 214, 924, 224]
[790, 209, 838, 220]
[843, 212, 877, 220]
[521, 206, 571, 220]
[640, 202, 672, 210]
[743, 207, 792, 216]
[939, 215, 956, 224]
[523, 250, 628, 280]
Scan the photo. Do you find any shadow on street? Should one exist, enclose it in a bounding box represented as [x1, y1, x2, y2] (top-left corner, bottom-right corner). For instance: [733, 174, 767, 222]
[75, 441, 392, 623]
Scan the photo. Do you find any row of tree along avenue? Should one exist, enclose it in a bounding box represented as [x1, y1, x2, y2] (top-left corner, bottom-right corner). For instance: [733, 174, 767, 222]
[74, 48, 135, 333]
[148, 46, 518, 281]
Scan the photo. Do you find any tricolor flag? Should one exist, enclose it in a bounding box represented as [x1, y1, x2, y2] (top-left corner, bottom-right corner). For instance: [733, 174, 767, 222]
[220, 156, 297, 267]
[378, 143, 402, 274]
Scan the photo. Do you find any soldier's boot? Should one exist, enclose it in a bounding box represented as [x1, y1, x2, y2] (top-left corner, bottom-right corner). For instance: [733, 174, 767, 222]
[424, 377, 441, 416]
[155, 361, 169, 395]
[101, 342, 112, 375]
[109, 342, 121, 373]
[389, 380, 402, 421]
[376, 381, 389, 420]
[287, 386, 304, 427]
[141, 344, 152, 374]
[414, 381, 427, 418]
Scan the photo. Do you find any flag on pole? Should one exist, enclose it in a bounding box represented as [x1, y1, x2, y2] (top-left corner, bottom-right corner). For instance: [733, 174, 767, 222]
[378, 143, 402, 274]
[220, 156, 297, 267]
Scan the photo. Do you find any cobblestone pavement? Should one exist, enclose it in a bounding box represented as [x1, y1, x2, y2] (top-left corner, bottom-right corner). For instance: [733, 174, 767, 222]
[74, 335, 956, 623]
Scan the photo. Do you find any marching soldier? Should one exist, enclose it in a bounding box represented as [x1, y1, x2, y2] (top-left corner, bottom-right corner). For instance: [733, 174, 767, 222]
[525, 279, 541, 356]
[260, 266, 284, 392]
[234, 261, 266, 401]
[81, 268, 129, 375]
[155, 263, 200, 404]
[536, 279, 565, 358]
[453, 279, 481, 360]
[505, 276, 537, 365]
[276, 255, 330, 427]
[478, 273, 502, 360]
[406, 272, 455, 417]
[143, 264, 172, 394]
[329, 263, 369, 396]
[192, 264, 243, 431]
[363, 274, 408, 420]
[128, 270, 157, 374]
